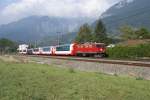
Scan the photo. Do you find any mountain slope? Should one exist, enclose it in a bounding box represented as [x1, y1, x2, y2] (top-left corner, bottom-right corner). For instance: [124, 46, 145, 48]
[38, 32, 77, 46]
[0, 16, 93, 42]
[101, 0, 150, 36]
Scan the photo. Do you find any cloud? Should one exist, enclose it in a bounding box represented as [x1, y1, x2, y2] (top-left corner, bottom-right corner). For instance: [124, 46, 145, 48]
[0, 0, 121, 25]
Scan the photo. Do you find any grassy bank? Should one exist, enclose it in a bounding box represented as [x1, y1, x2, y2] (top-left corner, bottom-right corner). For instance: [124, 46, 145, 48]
[0, 60, 150, 100]
[107, 43, 150, 59]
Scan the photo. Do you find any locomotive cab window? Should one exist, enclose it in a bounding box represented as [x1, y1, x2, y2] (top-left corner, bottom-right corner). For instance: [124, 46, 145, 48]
[96, 44, 105, 48]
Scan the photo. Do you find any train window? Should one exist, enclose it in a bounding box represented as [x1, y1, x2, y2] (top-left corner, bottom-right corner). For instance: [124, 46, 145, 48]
[23, 50, 26, 52]
[28, 49, 33, 52]
[43, 47, 50, 51]
[27, 49, 33, 54]
[77, 45, 80, 48]
[56, 45, 70, 51]
[33, 48, 39, 52]
[85, 45, 89, 48]
[80, 45, 84, 48]
[89, 45, 93, 48]
[96, 44, 105, 48]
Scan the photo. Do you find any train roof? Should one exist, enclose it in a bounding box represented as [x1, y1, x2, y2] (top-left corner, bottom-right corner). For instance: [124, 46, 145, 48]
[40, 46, 52, 48]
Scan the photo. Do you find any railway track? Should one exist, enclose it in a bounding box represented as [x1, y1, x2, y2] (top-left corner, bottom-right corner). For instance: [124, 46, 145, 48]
[19, 55, 150, 67]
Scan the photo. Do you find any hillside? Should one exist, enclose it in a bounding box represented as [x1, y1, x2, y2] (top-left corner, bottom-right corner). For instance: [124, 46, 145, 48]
[38, 32, 77, 46]
[101, 0, 150, 36]
[0, 16, 93, 43]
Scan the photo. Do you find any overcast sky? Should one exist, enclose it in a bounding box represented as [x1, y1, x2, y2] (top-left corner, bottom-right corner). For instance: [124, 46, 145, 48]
[0, 0, 121, 25]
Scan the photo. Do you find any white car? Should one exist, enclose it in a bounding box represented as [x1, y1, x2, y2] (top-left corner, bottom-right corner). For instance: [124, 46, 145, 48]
[107, 44, 115, 48]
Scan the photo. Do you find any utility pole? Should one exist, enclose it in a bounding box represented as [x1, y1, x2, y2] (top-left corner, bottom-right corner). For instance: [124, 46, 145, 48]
[34, 41, 37, 48]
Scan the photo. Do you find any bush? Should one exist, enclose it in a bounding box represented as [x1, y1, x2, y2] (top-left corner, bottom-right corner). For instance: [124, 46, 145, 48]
[106, 43, 150, 59]
[68, 68, 76, 73]
[136, 77, 144, 80]
[0, 38, 17, 54]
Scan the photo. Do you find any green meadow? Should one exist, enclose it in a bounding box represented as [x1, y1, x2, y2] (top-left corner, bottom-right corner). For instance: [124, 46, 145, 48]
[0, 59, 150, 100]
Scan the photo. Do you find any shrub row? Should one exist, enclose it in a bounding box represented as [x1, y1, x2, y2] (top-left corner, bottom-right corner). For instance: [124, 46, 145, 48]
[106, 43, 150, 59]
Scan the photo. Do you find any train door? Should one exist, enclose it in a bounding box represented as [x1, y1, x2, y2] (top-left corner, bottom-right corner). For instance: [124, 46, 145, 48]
[51, 46, 55, 55]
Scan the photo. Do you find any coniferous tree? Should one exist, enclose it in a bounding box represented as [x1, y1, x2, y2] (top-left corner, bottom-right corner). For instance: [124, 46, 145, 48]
[92, 19, 108, 43]
[75, 23, 92, 43]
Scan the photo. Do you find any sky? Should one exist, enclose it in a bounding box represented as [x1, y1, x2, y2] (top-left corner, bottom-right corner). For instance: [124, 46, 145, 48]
[0, 0, 121, 25]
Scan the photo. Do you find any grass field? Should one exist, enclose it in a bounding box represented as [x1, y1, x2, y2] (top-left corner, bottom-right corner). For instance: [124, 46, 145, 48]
[0, 59, 150, 100]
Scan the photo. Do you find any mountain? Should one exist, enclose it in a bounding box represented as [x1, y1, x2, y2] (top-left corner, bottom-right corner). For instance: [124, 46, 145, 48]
[0, 16, 93, 43]
[100, 0, 150, 36]
[38, 32, 77, 46]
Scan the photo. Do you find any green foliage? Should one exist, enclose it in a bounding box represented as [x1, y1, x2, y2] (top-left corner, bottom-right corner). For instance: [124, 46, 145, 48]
[0, 38, 17, 54]
[0, 38, 14, 47]
[75, 20, 111, 44]
[135, 28, 150, 39]
[120, 25, 150, 40]
[94, 19, 106, 35]
[92, 19, 108, 43]
[75, 23, 92, 43]
[120, 25, 135, 40]
[107, 43, 150, 59]
[136, 77, 144, 80]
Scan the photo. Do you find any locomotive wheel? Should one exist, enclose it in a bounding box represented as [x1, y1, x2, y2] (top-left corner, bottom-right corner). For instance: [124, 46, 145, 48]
[82, 53, 87, 57]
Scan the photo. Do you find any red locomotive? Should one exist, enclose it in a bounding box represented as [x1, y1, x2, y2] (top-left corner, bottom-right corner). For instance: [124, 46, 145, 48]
[74, 43, 106, 57]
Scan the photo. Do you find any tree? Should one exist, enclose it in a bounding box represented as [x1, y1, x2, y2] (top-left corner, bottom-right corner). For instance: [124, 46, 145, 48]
[120, 25, 136, 40]
[92, 19, 108, 43]
[75, 23, 92, 43]
[0, 38, 17, 54]
[135, 28, 150, 39]
[120, 25, 150, 40]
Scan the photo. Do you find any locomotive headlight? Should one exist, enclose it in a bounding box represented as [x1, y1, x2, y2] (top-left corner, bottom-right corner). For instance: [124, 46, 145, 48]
[100, 48, 102, 51]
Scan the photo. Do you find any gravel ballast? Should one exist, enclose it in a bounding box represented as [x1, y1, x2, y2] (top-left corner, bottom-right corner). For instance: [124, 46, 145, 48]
[28, 56, 150, 80]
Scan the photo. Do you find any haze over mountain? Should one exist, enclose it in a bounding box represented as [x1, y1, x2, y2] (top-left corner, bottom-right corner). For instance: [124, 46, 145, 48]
[0, 16, 93, 43]
[101, 0, 150, 36]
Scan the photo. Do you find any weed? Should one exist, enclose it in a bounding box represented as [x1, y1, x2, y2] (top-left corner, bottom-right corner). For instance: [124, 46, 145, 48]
[136, 77, 144, 80]
[68, 68, 76, 73]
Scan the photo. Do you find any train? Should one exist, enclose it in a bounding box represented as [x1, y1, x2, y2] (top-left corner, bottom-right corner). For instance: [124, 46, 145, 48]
[19, 42, 107, 57]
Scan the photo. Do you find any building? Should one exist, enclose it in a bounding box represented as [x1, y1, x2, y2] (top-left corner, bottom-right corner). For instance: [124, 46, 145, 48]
[18, 44, 29, 54]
